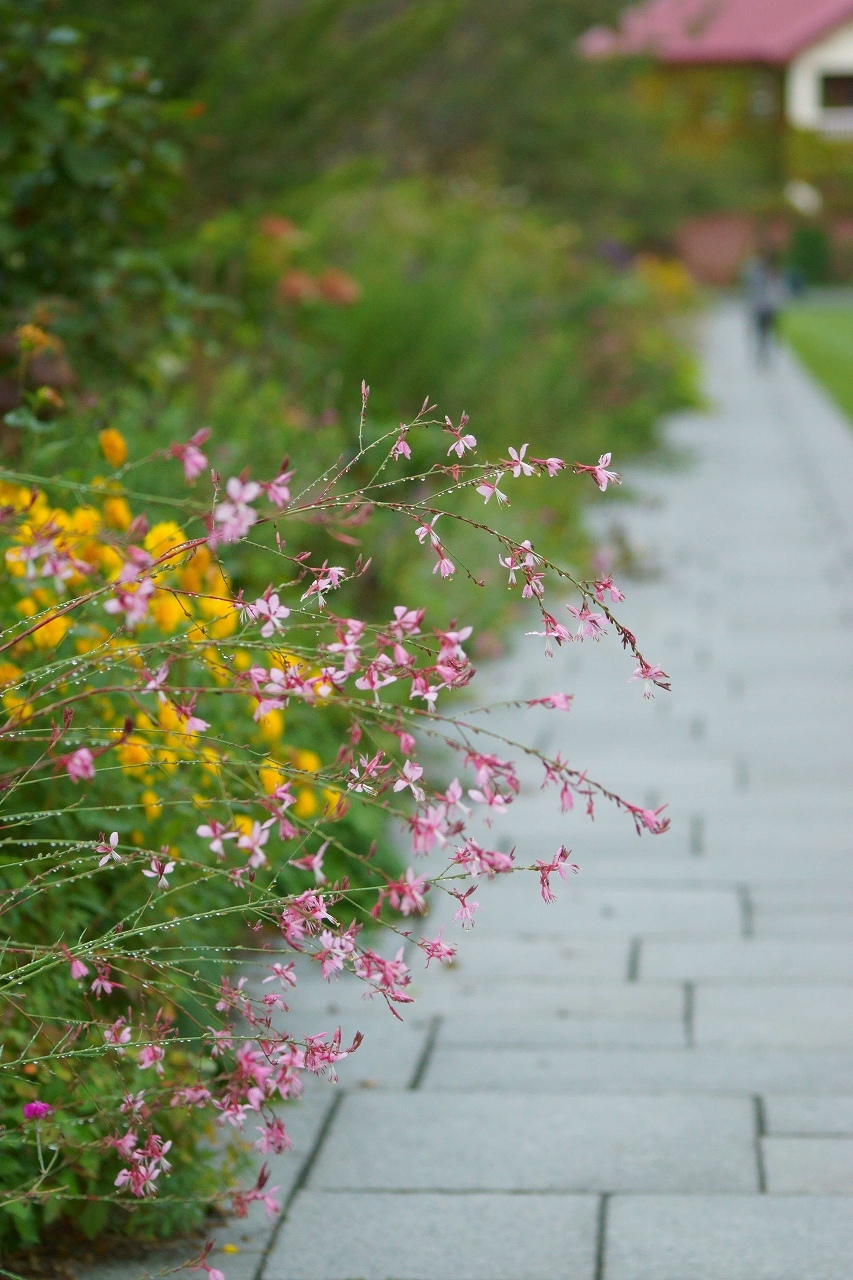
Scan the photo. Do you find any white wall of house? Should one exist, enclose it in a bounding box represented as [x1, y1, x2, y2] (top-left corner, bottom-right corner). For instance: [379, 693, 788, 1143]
[786, 20, 853, 132]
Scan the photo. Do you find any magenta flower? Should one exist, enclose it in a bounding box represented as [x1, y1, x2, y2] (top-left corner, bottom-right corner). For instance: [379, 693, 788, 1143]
[64, 747, 95, 783]
[23, 1100, 53, 1121]
[167, 428, 210, 482]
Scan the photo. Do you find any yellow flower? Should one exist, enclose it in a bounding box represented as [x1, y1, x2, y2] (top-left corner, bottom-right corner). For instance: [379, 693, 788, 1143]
[200, 747, 220, 776]
[258, 708, 283, 742]
[16, 597, 37, 618]
[118, 737, 151, 773]
[294, 787, 318, 818]
[232, 649, 252, 672]
[144, 521, 185, 559]
[197, 566, 232, 618]
[2, 691, 32, 722]
[96, 544, 124, 579]
[70, 506, 101, 536]
[32, 614, 70, 650]
[178, 545, 211, 594]
[103, 496, 132, 530]
[233, 814, 253, 837]
[0, 662, 22, 688]
[293, 748, 321, 774]
[323, 787, 346, 818]
[150, 589, 187, 633]
[259, 761, 286, 794]
[98, 428, 128, 468]
[158, 702, 181, 732]
[141, 789, 161, 820]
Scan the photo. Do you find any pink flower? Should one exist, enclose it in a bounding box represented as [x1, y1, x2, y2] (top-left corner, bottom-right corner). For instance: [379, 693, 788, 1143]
[593, 575, 625, 604]
[444, 413, 476, 457]
[389, 606, 424, 639]
[451, 885, 480, 929]
[69, 955, 89, 981]
[629, 803, 670, 835]
[137, 1044, 166, 1073]
[573, 452, 621, 492]
[391, 428, 411, 461]
[263, 467, 295, 509]
[248, 591, 290, 638]
[567, 604, 608, 641]
[167, 428, 210, 482]
[255, 1118, 292, 1153]
[237, 819, 274, 868]
[476, 473, 509, 505]
[629, 660, 670, 698]
[262, 961, 297, 988]
[527, 610, 571, 655]
[393, 759, 425, 801]
[433, 554, 456, 578]
[142, 856, 175, 889]
[301, 562, 346, 608]
[214, 476, 260, 543]
[23, 1100, 53, 1121]
[65, 748, 95, 783]
[196, 820, 237, 858]
[533, 456, 566, 476]
[104, 575, 155, 628]
[527, 693, 573, 710]
[96, 830, 121, 866]
[467, 784, 509, 813]
[292, 841, 329, 884]
[104, 1017, 132, 1051]
[385, 868, 429, 916]
[419, 930, 457, 967]
[91, 963, 119, 998]
[534, 845, 580, 903]
[507, 444, 534, 477]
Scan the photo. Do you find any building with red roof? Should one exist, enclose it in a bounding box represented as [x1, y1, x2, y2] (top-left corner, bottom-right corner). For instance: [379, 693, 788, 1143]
[582, 0, 853, 134]
[580, 2, 853, 281]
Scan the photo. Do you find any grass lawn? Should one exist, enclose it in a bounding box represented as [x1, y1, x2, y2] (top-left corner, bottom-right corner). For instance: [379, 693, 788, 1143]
[781, 305, 853, 421]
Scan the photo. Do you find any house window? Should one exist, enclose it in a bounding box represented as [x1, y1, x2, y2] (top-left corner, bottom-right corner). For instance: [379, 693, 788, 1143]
[822, 74, 853, 108]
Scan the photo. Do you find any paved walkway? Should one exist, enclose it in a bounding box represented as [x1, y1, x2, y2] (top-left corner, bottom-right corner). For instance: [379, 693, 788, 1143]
[177, 305, 853, 1280]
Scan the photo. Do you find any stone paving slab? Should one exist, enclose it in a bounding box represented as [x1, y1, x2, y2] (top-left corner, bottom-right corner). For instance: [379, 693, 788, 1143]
[423, 1046, 853, 1094]
[308, 1093, 756, 1193]
[694, 984, 853, 1047]
[442, 935, 631, 980]
[763, 1137, 853, 1193]
[603, 1195, 853, 1280]
[438, 1014, 686, 1047]
[640, 938, 853, 982]
[436, 883, 742, 936]
[764, 1095, 853, 1135]
[266, 1191, 599, 1280]
[416, 978, 686, 1020]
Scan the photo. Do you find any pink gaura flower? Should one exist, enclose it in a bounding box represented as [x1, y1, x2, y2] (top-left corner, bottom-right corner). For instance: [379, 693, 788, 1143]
[104, 575, 155, 628]
[567, 604, 608, 641]
[248, 591, 290, 638]
[262, 961, 297, 989]
[415, 514, 442, 548]
[263, 467, 295, 509]
[629, 803, 670, 835]
[142, 856, 176, 890]
[573, 452, 621, 492]
[167, 428, 210, 482]
[301, 562, 346, 608]
[593, 575, 625, 603]
[386, 868, 429, 916]
[389, 606, 424, 639]
[451, 885, 480, 929]
[433, 553, 456, 578]
[292, 840, 329, 884]
[64, 748, 95, 783]
[104, 1017, 132, 1051]
[255, 1118, 292, 1154]
[527, 610, 571, 655]
[467, 783, 509, 814]
[444, 413, 476, 457]
[534, 845, 580, 903]
[476, 473, 509, 505]
[171, 1085, 212, 1108]
[137, 1043, 166, 1073]
[91, 963, 120, 998]
[393, 759, 425, 801]
[533, 455, 566, 476]
[22, 1100, 53, 1121]
[419, 930, 457, 967]
[629, 659, 671, 698]
[452, 838, 514, 878]
[507, 444, 535, 477]
[527, 693, 573, 711]
[196, 820, 237, 858]
[237, 818, 274, 868]
[214, 476, 260, 543]
[391, 428, 411, 461]
[96, 830, 121, 866]
[69, 955, 89, 981]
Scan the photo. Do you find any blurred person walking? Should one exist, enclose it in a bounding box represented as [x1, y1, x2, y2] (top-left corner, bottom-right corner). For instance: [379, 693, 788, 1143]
[743, 254, 786, 365]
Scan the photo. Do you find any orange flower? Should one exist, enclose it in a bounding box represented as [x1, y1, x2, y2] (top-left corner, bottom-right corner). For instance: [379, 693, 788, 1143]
[98, 428, 128, 468]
